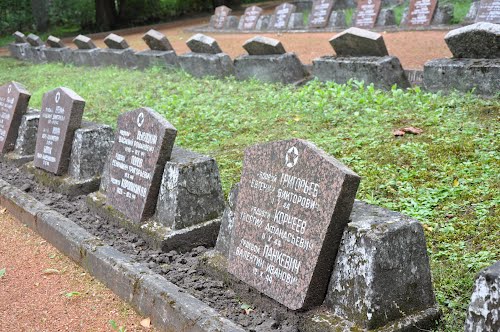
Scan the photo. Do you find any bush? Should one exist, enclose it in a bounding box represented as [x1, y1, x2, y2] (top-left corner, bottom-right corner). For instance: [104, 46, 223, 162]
[0, 0, 33, 35]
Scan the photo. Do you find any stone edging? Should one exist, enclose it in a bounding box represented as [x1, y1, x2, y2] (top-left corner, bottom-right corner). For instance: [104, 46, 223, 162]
[0, 178, 245, 332]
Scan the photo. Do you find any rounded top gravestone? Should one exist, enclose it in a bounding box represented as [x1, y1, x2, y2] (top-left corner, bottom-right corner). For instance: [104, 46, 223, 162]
[0, 81, 31, 154]
[214, 5, 232, 29]
[33, 87, 85, 175]
[242, 6, 264, 30]
[227, 139, 361, 310]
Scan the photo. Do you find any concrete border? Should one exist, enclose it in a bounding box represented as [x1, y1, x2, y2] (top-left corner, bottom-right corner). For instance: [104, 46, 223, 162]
[0, 178, 245, 332]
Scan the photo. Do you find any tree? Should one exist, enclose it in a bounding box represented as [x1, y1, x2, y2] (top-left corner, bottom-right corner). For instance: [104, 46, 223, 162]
[95, 0, 117, 31]
[31, 0, 49, 32]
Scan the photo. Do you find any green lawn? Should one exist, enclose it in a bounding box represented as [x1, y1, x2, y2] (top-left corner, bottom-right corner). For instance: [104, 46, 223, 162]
[0, 58, 498, 331]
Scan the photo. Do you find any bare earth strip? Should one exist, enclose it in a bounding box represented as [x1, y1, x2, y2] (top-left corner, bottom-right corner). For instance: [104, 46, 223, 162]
[0, 208, 155, 332]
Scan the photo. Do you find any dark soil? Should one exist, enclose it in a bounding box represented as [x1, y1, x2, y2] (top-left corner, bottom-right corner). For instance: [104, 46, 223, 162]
[0, 160, 302, 332]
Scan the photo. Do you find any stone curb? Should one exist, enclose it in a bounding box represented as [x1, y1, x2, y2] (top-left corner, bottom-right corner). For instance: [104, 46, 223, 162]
[0, 178, 245, 332]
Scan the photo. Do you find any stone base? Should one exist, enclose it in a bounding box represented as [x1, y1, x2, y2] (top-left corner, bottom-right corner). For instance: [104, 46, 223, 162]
[423, 58, 500, 97]
[87, 191, 222, 253]
[312, 56, 410, 90]
[96, 48, 136, 68]
[24, 162, 101, 196]
[134, 50, 178, 70]
[44, 47, 72, 63]
[234, 52, 308, 84]
[178, 52, 234, 78]
[8, 43, 30, 60]
[28, 46, 47, 64]
[4, 109, 40, 165]
[71, 49, 101, 67]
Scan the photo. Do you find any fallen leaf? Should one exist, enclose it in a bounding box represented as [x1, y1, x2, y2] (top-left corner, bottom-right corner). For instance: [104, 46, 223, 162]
[0, 208, 6, 214]
[393, 129, 405, 137]
[42, 268, 60, 275]
[65, 291, 81, 298]
[453, 178, 459, 187]
[0, 268, 6, 278]
[140, 317, 151, 328]
[402, 127, 423, 135]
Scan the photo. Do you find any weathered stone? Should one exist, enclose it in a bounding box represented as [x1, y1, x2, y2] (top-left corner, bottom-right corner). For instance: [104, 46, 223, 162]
[0, 81, 31, 154]
[154, 146, 225, 229]
[445, 22, 500, 59]
[142, 29, 173, 51]
[134, 50, 178, 70]
[13, 31, 27, 43]
[26, 33, 44, 47]
[8, 43, 30, 60]
[405, 69, 424, 86]
[405, 0, 438, 26]
[423, 58, 500, 96]
[186, 34, 222, 54]
[312, 55, 410, 90]
[225, 16, 239, 29]
[270, 3, 297, 30]
[213, 5, 232, 29]
[465, 1, 481, 23]
[104, 33, 129, 49]
[73, 35, 97, 50]
[328, 11, 347, 28]
[227, 139, 360, 311]
[330, 28, 389, 57]
[432, 4, 454, 25]
[47, 35, 65, 48]
[7, 109, 40, 164]
[376, 8, 396, 26]
[354, 0, 382, 28]
[256, 15, 271, 30]
[96, 48, 136, 69]
[476, 0, 500, 23]
[324, 201, 438, 330]
[178, 53, 235, 78]
[287, 12, 305, 29]
[309, 0, 335, 29]
[243, 36, 286, 55]
[44, 47, 72, 63]
[465, 261, 500, 331]
[234, 53, 307, 84]
[240, 5, 263, 30]
[68, 122, 114, 181]
[33, 87, 85, 175]
[106, 107, 177, 223]
[71, 49, 101, 67]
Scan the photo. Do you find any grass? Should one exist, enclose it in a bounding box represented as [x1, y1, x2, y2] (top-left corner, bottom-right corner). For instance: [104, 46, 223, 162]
[0, 58, 498, 331]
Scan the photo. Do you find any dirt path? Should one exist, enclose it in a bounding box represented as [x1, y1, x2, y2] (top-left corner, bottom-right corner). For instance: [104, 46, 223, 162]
[0, 208, 156, 332]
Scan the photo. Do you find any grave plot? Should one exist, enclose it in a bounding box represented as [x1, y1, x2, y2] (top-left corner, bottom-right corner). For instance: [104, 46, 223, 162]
[135, 29, 178, 70]
[96, 33, 136, 69]
[71, 35, 101, 67]
[87, 107, 225, 252]
[44, 35, 72, 63]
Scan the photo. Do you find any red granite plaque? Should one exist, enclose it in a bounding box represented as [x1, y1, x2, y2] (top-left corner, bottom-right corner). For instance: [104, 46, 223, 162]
[228, 139, 360, 310]
[406, 0, 438, 26]
[270, 3, 297, 30]
[309, 0, 335, 28]
[0, 81, 31, 154]
[214, 5, 232, 29]
[476, 0, 500, 23]
[106, 108, 177, 223]
[242, 6, 264, 30]
[354, 0, 382, 28]
[33, 87, 85, 175]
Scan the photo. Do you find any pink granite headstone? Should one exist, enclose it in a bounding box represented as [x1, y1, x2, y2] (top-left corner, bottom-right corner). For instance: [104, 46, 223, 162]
[214, 5, 232, 29]
[309, 0, 335, 29]
[354, 0, 382, 28]
[270, 3, 297, 30]
[242, 6, 264, 30]
[406, 0, 438, 26]
[476, 0, 500, 23]
[0, 81, 31, 154]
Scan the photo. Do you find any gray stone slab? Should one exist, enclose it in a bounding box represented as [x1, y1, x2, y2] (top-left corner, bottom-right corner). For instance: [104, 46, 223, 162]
[134, 50, 178, 70]
[104, 33, 129, 49]
[270, 2, 297, 30]
[445, 22, 500, 59]
[215, 184, 239, 257]
[96, 48, 136, 68]
[44, 47, 72, 63]
[225, 16, 239, 29]
[465, 1, 481, 23]
[256, 15, 271, 30]
[178, 52, 234, 78]
[240, 5, 263, 30]
[405, 0, 438, 26]
[423, 58, 500, 96]
[465, 261, 500, 332]
[73, 35, 97, 50]
[26, 33, 44, 47]
[328, 11, 347, 28]
[4, 109, 40, 165]
[13, 31, 27, 43]
[47, 35, 66, 48]
[476, 0, 500, 24]
[8, 43, 30, 60]
[234, 52, 308, 84]
[29, 46, 48, 64]
[0, 81, 31, 155]
[213, 5, 232, 29]
[324, 201, 438, 330]
[312, 55, 410, 90]
[330, 27, 388, 57]
[432, 4, 454, 25]
[309, 0, 335, 29]
[354, 0, 382, 28]
[186, 34, 222, 54]
[287, 12, 305, 29]
[71, 49, 101, 67]
[142, 29, 173, 51]
[376, 8, 396, 26]
[243, 36, 286, 55]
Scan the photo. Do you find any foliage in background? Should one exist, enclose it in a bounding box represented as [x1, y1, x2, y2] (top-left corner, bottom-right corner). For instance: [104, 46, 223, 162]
[0, 59, 497, 331]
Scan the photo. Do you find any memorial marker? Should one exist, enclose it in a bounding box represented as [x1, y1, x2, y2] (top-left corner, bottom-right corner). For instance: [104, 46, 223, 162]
[106, 107, 177, 223]
[241, 6, 264, 30]
[33, 87, 85, 175]
[309, 0, 335, 28]
[214, 6, 232, 29]
[476, 0, 500, 23]
[270, 3, 297, 30]
[228, 139, 360, 310]
[0, 82, 31, 154]
[406, 0, 438, 26]
[354, 0, 382, 28]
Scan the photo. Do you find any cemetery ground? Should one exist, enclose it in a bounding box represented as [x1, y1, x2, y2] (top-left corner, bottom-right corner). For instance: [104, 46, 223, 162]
[0, 56, 498, 331]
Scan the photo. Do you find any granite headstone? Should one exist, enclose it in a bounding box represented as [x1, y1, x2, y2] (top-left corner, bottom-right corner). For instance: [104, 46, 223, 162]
[73, 35, 97, 50]
[227, 139, 360, 310]
[26, 33, 44, 47]
[308, 0, 335, 28]
[354, 0, 382, 28]
[243, 36, 286, 55]
[329, 27, 389, 57]
[13, 31, 27, 43]
[214, 5, 232, 29]
[143, 29, 173, 51]
[104, 33, 129, 49]
[33, 87, 85, 175]
[47, 35, 66, 48]
[270, 3, 297, 30]
[0, 82, 31, 154]
[444, 22, 500, 59]
[476, 0, 500, 23]
[406, 0, 438, 26]
[186, 34, 223, 54]
[106, 107, 177, 223]
[241, 6, 264, 30]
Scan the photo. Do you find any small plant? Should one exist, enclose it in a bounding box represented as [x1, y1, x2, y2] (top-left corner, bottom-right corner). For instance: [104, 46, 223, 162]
[64, 291, 81, 298]
[109, 320, 127, 332]
[0, 268, 6, 278]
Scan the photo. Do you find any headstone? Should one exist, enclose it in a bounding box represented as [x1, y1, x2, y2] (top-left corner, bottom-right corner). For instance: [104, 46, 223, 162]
[270, 3, 297, 30]
[476, 0, 500, 23]
[464, 261, 500, 331]
[241, 6, 263, 30]
[225, 16, 240, 29]
[287, 12, 305, 29]
[431, 3, 454, 25]
[106, 107, 177, 223]
[47, 35, 66, 48]
[354, 0, 382, 28]
[445, 22, 500, 59]
[0, 82, 31, 154]
[309, 0, 335, 28]
[73, 35, 97, 50]
[33, 87, 85, 175]
[328, 11, 347, 28]
[406, 0, 438, 26]
[26, 33, 44, 47]
[13, 31, 27, 44]
[330, 27, 389, 57]
[104, 33, 129, 49]
[8, 109, 40, 165]
[143, 29, 173, 51]
[243, 36, 286, 55]
[256, 15, 271, 30]
[9, 32, 30, 60]
[376, 8, 396, 26]
[465, 1, 481, 23]
[227, 139, 360, 310]
[213, 5, 232, 29]
[186, 34, 223, 54]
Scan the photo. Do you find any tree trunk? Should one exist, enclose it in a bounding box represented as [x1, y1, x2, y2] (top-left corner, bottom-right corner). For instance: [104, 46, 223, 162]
[95, 0, 117, 31]
[31, 0, 49, 32]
